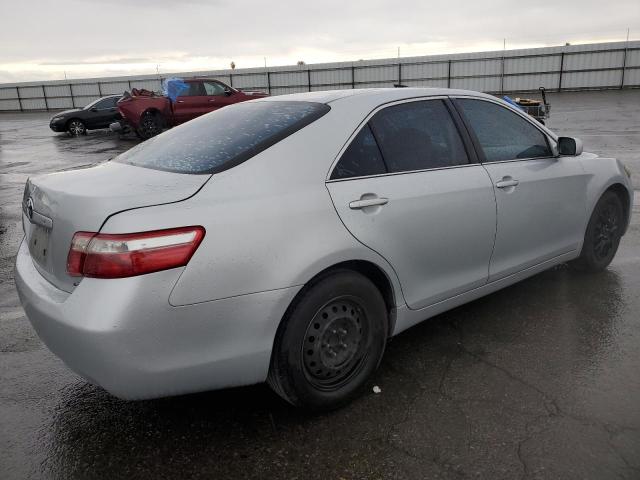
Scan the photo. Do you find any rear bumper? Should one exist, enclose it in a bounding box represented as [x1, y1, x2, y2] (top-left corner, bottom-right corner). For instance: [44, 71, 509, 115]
[14, 239, 299, 399]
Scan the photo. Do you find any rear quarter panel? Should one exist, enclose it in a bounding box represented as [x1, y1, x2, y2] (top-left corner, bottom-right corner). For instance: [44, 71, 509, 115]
[99, 104, 405, 308]
[119, 97, 171, 129]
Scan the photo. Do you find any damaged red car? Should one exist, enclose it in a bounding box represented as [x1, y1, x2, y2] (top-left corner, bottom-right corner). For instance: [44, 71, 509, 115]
[113, 78, 268, 139]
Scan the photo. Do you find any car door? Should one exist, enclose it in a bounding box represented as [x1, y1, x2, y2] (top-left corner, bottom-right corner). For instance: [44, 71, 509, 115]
[173, 81, 206, 124]
[453, 97, 589, 281]
[326, 98, 497, 310]
[202, 81, 234, 111]
[87, 97, 119, 128]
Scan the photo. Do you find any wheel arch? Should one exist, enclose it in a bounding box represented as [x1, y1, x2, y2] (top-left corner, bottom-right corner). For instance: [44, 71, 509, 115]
[277, 259, 398, 343]
[604, 183, 631, 235]
[65, 117, 84, 128]
[142, 107, 163, 120]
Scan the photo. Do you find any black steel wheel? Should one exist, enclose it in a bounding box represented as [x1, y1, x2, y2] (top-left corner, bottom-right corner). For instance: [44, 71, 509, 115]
[268, 270, 388, 410]
[302, 297, 369, 390]
[571, 191, 624, 272]
[137, 111, 163, 139]
[67, 119, 86, 136]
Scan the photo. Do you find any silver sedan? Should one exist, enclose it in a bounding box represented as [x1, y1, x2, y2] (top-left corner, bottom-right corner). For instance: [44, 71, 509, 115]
[15, 88, 633, 409]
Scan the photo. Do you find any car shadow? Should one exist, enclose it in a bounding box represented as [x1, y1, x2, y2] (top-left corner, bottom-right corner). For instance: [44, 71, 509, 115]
[40, 266, 627, 479]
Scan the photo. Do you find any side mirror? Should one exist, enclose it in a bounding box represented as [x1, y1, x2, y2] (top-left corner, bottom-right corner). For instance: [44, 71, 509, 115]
[558, 137, 583, 156]
[224, 87, 233, 96]
[90, 107, 98, 112]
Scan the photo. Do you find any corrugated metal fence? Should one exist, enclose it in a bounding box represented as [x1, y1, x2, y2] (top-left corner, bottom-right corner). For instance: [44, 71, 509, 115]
[1, 40, 639, 111]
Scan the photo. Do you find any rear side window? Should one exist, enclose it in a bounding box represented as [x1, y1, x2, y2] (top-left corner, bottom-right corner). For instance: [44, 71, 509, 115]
[457, 99, 551, 162]
[179, 82, 205, 96]
[115, 101, 330, 174]
[95, 97, 118, 109]
[331, 124, 387, 180]
[370, 100, 469, 173]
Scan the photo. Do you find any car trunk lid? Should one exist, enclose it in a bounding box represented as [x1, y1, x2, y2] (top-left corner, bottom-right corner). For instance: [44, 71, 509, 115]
[22, 161, 209, 292]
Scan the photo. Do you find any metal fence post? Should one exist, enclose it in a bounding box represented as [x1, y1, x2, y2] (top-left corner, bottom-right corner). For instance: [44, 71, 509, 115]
[620, 45, 628, 89]
[558, 52, 565, 92]
[229, 73, 233, 87]
[500, 55, 505, 94]
[16, 86, 23, 112]
[447, 60, 452, 88]
[398, 61, 402, 85]
[266, 71, 271, 94]
[351, 65, 355, 89]
[42, 85, 48, 111]
[69, 84, 75, 108]
[97, 81, 102, 96]
[307, 69, 311, 92]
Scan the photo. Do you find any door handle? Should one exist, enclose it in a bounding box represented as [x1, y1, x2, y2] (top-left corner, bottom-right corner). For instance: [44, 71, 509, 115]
[208, 99, 216, 102]
[177, 100, 185, 103]
[495, 178, 519, 188]
[349, 197, 389, 209]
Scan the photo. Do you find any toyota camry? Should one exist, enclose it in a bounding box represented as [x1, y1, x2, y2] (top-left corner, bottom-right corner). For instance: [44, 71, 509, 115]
[15, 88, 633, 409]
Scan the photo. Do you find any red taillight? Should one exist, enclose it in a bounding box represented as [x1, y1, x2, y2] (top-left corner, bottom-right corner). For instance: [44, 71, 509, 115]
[66, 226, 205, 279]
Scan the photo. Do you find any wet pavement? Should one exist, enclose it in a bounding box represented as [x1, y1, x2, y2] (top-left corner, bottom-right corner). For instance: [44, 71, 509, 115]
[1, 90, 639, 479]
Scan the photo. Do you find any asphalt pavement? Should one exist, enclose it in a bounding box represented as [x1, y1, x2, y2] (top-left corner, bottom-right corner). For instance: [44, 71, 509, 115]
[1, 89, 639, 479]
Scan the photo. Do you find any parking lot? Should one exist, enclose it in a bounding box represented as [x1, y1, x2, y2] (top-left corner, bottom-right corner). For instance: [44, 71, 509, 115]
[1, 89, 639, 479]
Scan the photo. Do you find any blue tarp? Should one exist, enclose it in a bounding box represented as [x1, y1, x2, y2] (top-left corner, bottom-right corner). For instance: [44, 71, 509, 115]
[163, 77, 189, 103]
[502, 95, 524, 111]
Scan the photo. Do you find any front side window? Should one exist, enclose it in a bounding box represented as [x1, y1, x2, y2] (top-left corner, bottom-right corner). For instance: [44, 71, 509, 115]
[457, 99, 551, 162]
[203, 81, 226, 96]
[331, 124, 387, 180]
[115, 101, 330, 174]
[369, 100, 469, 173]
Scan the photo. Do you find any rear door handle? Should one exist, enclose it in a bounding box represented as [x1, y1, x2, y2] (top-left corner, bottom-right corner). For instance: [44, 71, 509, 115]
[496, 178, 519, 188]
[177, 100, 185, 103]
[349, 197, 389, 209]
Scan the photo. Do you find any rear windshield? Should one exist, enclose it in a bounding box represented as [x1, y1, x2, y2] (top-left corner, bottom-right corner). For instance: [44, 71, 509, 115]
[114, 101, 330, 174]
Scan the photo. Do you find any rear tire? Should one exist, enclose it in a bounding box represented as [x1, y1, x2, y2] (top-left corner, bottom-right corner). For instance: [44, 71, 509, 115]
[571, 191, 623, 272]
[136, 111, 164, 139]
[268, 270, 388, 410]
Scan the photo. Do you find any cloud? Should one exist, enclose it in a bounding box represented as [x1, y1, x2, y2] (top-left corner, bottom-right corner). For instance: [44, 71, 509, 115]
[1, 0, 638, 82]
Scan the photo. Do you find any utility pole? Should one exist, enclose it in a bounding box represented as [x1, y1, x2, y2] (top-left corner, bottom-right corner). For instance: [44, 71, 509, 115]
[621, 27, 630, 89]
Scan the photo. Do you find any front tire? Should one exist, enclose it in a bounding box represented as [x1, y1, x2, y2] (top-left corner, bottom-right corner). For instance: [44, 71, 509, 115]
[67, 119, 86, 136]
[571, 191, 624, 272]
[268, 270, 388, 410]
[136, 111, 164, 139]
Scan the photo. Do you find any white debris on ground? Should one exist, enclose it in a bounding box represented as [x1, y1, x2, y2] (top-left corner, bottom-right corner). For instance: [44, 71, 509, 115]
[372, 386, 382, 394]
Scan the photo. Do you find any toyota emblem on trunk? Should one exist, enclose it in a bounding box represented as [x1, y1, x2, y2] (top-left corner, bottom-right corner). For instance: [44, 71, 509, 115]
[26, 198, 34, 220]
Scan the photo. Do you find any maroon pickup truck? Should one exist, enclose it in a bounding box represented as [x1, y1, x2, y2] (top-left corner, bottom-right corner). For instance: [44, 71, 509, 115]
[115, 78, 268, 139]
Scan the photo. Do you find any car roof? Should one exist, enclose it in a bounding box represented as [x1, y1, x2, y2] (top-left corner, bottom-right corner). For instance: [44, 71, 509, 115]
[255, 87, 495, 105]
[184, 78, 220, 83]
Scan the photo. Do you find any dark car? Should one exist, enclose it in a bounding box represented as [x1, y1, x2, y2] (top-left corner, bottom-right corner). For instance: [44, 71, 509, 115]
[49, 95, 122, 135]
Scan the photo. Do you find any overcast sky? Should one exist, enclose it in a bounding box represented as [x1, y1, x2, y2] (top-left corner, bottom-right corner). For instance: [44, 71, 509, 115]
[0, 0, 638, 83]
